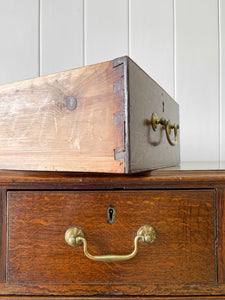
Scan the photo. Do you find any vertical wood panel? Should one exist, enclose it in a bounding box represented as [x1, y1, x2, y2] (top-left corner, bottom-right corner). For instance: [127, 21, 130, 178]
[85, 0, 128, 65]
[0, 0, 39, 85]
[175, 0, 219, 162]
[130, 0, 174, 97]
[220, 0, 225, 161]
[40, 0, 83, 76]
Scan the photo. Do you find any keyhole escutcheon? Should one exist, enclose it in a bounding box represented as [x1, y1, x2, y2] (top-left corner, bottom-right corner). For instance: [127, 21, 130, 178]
[107, 205, 116, 224]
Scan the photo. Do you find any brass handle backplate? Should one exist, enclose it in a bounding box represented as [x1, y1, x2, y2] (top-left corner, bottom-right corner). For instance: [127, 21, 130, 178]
[65, 225, 156, 262]
[150, 113, 179, 146]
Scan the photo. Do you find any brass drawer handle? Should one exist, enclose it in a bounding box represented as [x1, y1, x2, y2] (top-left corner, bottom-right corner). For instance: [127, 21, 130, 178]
[150, 113, 179, 146]
[166, 120, 179, 146]
[65, 225, 156, 262]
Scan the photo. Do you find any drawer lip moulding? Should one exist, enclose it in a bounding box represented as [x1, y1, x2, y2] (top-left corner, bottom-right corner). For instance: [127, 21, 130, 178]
[0, 56, 179, 173]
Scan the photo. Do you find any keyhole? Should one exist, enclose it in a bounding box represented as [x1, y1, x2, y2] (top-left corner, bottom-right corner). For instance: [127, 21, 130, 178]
[107, 205, 116, 224]
[162, 101, 165, 113]
[109, 209, 113, 219]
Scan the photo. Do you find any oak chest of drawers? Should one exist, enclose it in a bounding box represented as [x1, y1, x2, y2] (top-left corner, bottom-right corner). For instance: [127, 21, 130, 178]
[1, 163, 225, 299]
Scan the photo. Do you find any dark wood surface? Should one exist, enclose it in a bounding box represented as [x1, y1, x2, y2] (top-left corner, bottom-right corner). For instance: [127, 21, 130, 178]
[1, 297, 225, 300]
[3, 282, 225, 296]
[0, 163, 224, 187]
[2, 297, 225, 300]
[128, 57, 180, 172]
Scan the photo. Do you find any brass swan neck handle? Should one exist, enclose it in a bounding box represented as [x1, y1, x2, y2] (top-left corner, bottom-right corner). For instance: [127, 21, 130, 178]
[149, 113, 179, 146]
[166, 120, 179, 146]
[65, 225, 156, 262]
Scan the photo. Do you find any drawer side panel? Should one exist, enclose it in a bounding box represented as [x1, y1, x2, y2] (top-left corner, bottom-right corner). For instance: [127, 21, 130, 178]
[0, 60, 125, 173]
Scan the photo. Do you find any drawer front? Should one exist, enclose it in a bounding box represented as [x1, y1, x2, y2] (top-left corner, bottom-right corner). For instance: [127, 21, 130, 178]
[7, 190, 216, 285]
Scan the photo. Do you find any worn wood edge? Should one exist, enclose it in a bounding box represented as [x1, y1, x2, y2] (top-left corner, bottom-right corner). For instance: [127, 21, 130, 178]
[123, 56, 130, 174]
[113, 56, 130, 173]
[0, 155, 125, 174]
[0, 295, 225, 300]
[1, 282, 225, 296]
[0, 169, 224, 186]
[0, 189, 6, 283]
[0, 57, 127, 90]
[215, 188, 219, 282]
[217, 188, 225, 282]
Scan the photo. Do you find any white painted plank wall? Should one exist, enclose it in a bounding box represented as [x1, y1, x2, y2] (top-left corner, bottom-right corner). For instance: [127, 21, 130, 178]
[85, 0, 128, 65]
[0, 0, 39, 85]
[40, 0, 83, 76]
[220, 0, 225, 161]
[130, 0, 174, 98]
[175, 0, 219, 161]
[0, 0, 224, 163]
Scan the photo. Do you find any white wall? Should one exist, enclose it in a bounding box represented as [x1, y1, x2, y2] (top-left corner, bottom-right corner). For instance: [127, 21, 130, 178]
[0, 0, 224, 163]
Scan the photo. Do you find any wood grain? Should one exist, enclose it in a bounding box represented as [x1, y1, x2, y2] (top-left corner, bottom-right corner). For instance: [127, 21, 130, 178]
[217, 188, 225, 282]
[8, 190, 215, 286]
[0, 190, 6, 282]
[1, 297, 225, 300]
[0, 165, 223, 190]
[3, 282, 225, 297]
[0, 165, 224, 297]
[0, 60, 125, 173]
[0, 55, 181, 174]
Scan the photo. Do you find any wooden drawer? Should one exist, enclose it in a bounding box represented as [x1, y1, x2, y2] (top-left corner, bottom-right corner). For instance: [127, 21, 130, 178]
[0, 56, 179, 173]
[7, 189, 216, 293]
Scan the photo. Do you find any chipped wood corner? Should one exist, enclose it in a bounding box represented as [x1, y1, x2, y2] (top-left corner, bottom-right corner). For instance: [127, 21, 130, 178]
[114, 146, 126, 161]
[113, 56, 129, 68]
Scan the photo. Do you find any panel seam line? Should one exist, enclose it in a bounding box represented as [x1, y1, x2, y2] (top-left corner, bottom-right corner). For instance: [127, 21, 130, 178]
[218, 0, 222, 163]
[83, 0, 86, 66]
[173, 0, 176, 100]
[128, 0, 131, 57]
[38, 0, 41, 76]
